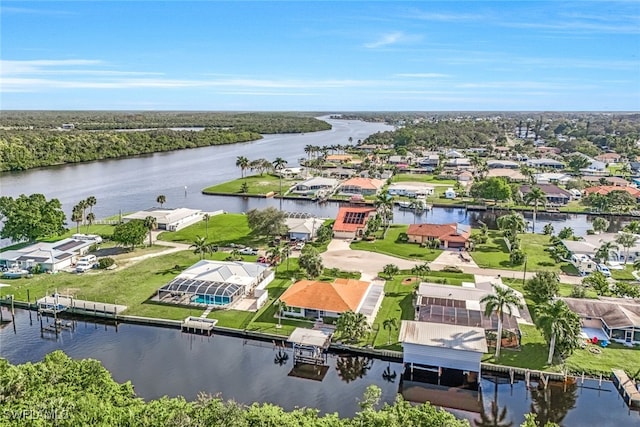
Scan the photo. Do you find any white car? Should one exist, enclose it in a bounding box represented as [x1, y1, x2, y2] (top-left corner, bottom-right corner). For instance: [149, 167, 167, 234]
[239, 247, 258, 255]
[294, 242, 305, 250]
[596, 264, 611, 277]
[75, 262, 93, 273]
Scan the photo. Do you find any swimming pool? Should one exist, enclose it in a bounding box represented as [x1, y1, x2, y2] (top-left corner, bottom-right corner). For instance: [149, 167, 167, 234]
[191, 295, 230, 305]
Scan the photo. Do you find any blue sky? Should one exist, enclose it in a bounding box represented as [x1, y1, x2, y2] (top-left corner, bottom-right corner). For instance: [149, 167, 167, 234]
[1, 1, 639, 111]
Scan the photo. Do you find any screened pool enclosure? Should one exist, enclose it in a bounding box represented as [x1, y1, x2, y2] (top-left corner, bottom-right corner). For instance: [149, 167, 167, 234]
[158, 278, 243, 306]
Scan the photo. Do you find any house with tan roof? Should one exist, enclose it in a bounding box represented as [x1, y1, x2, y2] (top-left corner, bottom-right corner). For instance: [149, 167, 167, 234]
[595, 152, 622, 163]
[326, 154, 354, 164]
[332, 206, 377, 239]
[279, 278, 384, 323]
[584, 185, 640, 201]
[407, 223, 471, 249]
[563, 297, 640, 345]
[338, 177, 385, 196]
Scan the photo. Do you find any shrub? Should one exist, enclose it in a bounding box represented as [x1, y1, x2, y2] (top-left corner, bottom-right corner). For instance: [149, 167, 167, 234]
[98, 257, 115, 269]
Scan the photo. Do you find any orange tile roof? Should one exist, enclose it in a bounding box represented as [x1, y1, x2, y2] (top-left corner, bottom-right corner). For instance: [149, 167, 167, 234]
[332, 206, 376, 232]
[407, 223, 470, 243]
[279, 278, 371, 313]
[584, 186, 640, 197]
[341, 177, 385, 190]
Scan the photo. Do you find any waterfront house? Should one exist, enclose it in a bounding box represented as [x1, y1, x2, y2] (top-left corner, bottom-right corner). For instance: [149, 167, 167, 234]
[445, 158, 472, 170]
[284, 217, 321, 241]
[332, 206, 377, 239]
[338, 177, 385, 196]
[406, 223, 471, 249]
[519, 184, 572, 206]
[291, 177, 339, 197]
[563, 297, 640, 345]
[584, 185, 640, 202]
[0, 238, 96, 273]
[157, 260, 274, 310]
[561, 232, 640, 264]
[582, 176, 630, 187]
[123, 207, 202, 232]
[279, 278, 383, 323]
[387, 182, 435, 198]
[416, 154, 440, 171]
[325, 154, 354, 164]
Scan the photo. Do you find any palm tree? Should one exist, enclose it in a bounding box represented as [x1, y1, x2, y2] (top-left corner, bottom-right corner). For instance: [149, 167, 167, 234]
[143, 215, 157, 247]
[190, 236, 210, 260]
[543, 223, 554, 236]
[535, 299, 581, 365]
[411, 263, 431, 280]
[523, 186, 546, 233]
[481, 285, 523, 359]
[274, 299, 288, 328]
[519, 165, 536, 185]
[71, 205, 83, 233]
[266, 245, 282, 266]
[85, 212, 95, 232]
[86, 196, 97, 214]
[336, 311, 371, 343]
[382, 317, 398, 345]
[615, 232, 639, 264]
[202, 213, 210, 239]
[595, 241, 618, 263]
[374, 190, 393, 237]
[235, 156, 249, 179]
[624, 220, 640, 235]
[156, 194, 166, 208]
[272, 157, 288, 209]
[77, 199, 88, 225]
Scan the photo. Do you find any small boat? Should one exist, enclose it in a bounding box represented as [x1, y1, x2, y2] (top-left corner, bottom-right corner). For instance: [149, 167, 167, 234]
[2, 268, 30, 279]
[397, 201, 411, 209]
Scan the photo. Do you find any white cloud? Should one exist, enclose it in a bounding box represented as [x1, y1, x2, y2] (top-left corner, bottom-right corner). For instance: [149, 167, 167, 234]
[363, 32, 406, 48]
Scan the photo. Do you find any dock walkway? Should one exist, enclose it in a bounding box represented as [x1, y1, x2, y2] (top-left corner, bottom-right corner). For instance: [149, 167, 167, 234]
[612, 369, 640, 409]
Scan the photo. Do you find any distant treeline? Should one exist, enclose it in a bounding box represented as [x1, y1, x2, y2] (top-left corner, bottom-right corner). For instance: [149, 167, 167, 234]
[0, 111, 332, 132]
[0, 113, 332, 171]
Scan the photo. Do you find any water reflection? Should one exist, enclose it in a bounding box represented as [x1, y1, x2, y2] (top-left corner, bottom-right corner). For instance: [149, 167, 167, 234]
[529, 381, 578, 426]
[474, 401, 514, 427]
[335, 355, 373, 383]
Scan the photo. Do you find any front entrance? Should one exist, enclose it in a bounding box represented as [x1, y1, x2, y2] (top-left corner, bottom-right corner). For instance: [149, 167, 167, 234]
[626, 330, 633, 343]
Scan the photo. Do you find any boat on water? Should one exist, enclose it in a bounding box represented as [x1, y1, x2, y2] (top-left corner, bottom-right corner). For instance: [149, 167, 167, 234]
[397, 201, 411, 208]
[398, 200, 432, 211]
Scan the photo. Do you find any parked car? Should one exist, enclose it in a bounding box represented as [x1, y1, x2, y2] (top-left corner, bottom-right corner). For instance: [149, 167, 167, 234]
[294, 242, 305, 250]
[597, 264, 611, 277]
[239, 247, 258, 255]
[75, 262, 94, 273]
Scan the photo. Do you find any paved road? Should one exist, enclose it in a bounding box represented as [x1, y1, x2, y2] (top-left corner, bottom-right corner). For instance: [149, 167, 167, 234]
[321, 238, 583, 285]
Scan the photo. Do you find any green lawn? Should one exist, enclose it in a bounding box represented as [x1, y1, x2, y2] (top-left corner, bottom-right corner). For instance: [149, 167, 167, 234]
[564, 342, 640, 377]
[350, 224, 443, 262]
[202, 174, 298, 196]
[610, 264, 637, 281]
[470, 231, 578, 274]
[483, 324, 557, 372]
[371, 275, 418, 351]
[157, 213, 266, 248]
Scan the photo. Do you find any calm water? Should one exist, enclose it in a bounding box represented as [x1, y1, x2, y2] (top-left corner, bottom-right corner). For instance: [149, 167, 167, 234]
[1, 310, 638, 425]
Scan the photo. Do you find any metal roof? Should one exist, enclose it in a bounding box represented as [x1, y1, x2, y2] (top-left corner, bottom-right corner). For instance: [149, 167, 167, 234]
[399, 321, 488, 353]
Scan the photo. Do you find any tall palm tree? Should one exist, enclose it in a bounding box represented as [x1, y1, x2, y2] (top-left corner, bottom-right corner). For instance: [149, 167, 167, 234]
[86, 196, 97, 214]
[274, 299, 288, 328]
[481, 285, 523, 358]
[156, 194, 166, 208]
[382, 317, 398, 345]
[202, 213, 210, 239]
[615, 232, 639, 264]
[535, 299, 581, 365]
[85, 212, 95, 232]
[235, 156, 249, 179]
[77, 199, 88, 225]
[143, 215, 157, 247]
[266, 245, 282, 266]
[523, 186, 546, 233]
[272, 157, 288, 209]
[374, 189, 393, 237]
[71, 205, 83, 233]
[190, 236, 210, 260]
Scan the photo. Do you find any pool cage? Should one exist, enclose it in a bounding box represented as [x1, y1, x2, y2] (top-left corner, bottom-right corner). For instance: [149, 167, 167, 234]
[158, 277, 243, 306]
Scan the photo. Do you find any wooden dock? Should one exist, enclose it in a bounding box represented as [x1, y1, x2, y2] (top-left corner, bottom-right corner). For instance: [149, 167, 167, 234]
[612, 369, 640, 409]
[37, 295, 127, 317]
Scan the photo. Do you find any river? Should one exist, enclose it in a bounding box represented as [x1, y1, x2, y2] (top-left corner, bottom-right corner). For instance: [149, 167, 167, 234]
[0, 116, 630, 249]
[1, 310, 638, 425]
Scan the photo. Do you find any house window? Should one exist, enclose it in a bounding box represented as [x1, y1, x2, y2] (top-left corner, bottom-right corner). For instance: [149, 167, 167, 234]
[634, 330, 640, 342]
[611, 329, 626, 340]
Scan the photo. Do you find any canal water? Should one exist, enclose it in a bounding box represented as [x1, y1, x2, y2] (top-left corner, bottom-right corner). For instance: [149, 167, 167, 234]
[1, 310, 638, 426]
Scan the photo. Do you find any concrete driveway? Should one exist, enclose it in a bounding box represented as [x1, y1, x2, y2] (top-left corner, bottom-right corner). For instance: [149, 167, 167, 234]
[320, 239, 421, 280]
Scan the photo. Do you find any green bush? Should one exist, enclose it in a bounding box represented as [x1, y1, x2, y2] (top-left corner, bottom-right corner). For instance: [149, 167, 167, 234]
[98, 257, 115, 269]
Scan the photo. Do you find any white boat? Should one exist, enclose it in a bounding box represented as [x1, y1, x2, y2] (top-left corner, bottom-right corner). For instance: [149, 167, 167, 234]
[397, 201, 411, 209]
[2, 268, 30, 279]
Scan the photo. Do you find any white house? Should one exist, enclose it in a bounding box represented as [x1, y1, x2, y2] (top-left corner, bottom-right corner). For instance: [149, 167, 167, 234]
[387, 183, 435, 198]
[0, 238, 97, 273]
[285, 217, 321, 241]
[123, 207, 203, 231]
[291, 177, 339, 196]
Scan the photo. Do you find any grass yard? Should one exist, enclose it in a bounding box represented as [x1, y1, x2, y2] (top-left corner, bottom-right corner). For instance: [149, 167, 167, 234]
[202, 174, 298, 196]
[482, 324, 559, 372]
[370, 275, 418, 351]
[350, 224, 443, 262]
[564, 342, 640, 377]
[610, 264, 637, 281]
[471, 231, 577, 274]
[157, 213, 266, 248]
